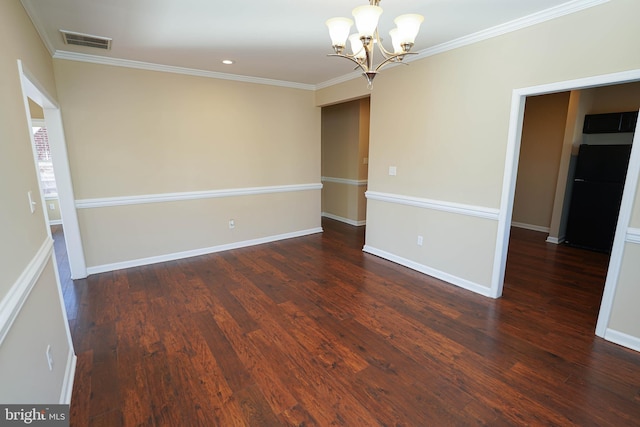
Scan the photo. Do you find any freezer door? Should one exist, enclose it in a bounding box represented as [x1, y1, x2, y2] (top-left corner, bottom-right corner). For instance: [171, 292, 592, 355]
[565, 181, 625, 253]
[574, 144, 632, 183]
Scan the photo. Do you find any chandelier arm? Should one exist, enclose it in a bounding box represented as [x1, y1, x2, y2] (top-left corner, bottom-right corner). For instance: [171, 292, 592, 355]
[374, 28, 395, 59]
[327, 54, 370, 75]
[373, 51, 418, 73]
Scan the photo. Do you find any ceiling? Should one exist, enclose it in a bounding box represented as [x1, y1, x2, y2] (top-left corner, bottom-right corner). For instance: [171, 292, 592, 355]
[21, 0, 586, 87]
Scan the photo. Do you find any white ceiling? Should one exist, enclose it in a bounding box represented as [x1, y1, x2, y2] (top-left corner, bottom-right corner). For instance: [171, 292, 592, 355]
[21, 0, 589, 87]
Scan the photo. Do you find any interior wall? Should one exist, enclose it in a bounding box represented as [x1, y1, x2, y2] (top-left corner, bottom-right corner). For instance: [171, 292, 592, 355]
[317, 0, 640, 340]
[0, 0, 74, 403]
[585, 81, 640, 114]
[358, 98, 371, 222]
[512, 92, 570, 231]
[321, 98, 369, 225]
[53, 59, 321, 270]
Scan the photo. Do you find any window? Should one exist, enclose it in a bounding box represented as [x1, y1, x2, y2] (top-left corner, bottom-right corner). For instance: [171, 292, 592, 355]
[32, 126, 58, 197]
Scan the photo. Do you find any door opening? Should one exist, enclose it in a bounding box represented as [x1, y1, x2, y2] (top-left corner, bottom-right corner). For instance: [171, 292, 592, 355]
[18, 60, 87, 279]
[492, 69, 640, 350]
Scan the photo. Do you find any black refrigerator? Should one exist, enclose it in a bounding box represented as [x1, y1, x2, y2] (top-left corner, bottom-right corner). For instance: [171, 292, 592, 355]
[565, 144, 632, 253]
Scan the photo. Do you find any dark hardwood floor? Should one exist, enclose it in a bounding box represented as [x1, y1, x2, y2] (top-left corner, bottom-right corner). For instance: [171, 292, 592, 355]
[52, 220, 640, 426]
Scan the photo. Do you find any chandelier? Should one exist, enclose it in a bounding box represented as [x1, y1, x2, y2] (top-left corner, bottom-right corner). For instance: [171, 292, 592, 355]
[326, 0, 424, 88]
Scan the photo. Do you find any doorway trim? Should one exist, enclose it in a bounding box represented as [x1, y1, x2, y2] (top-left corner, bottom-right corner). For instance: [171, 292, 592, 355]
[18, 61, 87, 279]
[492, 68, 640, 340]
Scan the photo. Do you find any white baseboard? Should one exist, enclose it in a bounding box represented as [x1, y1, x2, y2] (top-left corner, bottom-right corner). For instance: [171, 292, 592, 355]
[86, 227, 323, 275]
[511, 221, 550, 233]
[60, 351, 77, 404]
[545, 236, 565, 244]
[322, 212, 366, 227]
[362, 245, 493, 298]
[604, 328, 640, 353]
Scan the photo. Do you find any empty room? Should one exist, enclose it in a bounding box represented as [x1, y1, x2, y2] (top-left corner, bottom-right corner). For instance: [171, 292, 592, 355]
[2, 0, 640, 425]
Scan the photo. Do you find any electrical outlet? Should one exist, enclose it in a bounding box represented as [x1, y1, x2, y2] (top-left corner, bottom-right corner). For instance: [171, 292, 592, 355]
[229, 219, 235, 229]
[389, 166, 397, 176]
[417, 235, 423, 246]
[49, 203, 55, 210]
[46, 345, 54, 371]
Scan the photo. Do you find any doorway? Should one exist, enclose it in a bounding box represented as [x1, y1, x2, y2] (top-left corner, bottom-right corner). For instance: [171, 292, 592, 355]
[18, 61, 87, 280]
[492, 69, 640, 346]
[320, 97, 371, 227]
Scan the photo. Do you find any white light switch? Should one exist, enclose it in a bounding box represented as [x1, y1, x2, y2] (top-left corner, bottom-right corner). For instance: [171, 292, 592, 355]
[389, 166, 397, 176]
[27, 191, 36, 214]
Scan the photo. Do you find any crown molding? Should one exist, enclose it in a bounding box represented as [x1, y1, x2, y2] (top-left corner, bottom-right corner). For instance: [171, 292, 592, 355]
[407, 0, 609, 65]
[53, 50, 316, 91]
[36, 0, 608, 90]
[20, 0, 56, 56]
[317, 0, 609, 88]
[316, 71, 362, 90]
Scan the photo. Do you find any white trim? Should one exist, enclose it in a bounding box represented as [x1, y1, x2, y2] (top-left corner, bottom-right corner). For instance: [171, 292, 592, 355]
[409, 0, 609, 66]
[19, 60, 88, 279]
[513, 70, 640, 99]
[604, 329, 640, 353]
[49, 219, 63, 226]
[53, 51, 315, 91]
[495, 70, 640, 300]
[86, 227, 323, 275]
[60, 351, 77, 404]
[545, 236, 565, 245]
[511, 222, 550, 233]
[626, 228, 640, 244]
[496, 72, 640, 347]
[322, 212, 366, 227]
[366, 191, 499, 220]
[316, 71, 362, 90]
[321, 176, 368, 186]
[31, 118, 46, 127]
[32, 1, 603, 92]
[19, 1, 56, 56]
[597, 110, 640, 338]
[363, 245, 493, 298]
[317, 0, 608, 89]
[75, 183, 323, 209]
[0, 239, 53, 346]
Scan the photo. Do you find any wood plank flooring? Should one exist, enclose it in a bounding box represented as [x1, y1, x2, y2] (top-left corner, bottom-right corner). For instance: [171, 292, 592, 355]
[53, 220, 640, 426]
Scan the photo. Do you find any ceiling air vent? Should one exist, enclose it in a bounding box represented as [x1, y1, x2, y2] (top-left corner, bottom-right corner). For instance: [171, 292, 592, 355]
[60, 30, 112, 50]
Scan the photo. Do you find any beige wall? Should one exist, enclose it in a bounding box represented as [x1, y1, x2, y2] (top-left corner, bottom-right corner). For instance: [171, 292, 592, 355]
[53, 60, 321, 268]
[586, 81, 640, 114]
[45, 197, 61, 223]
[0, 0, 53, 295]
[0, 0, 74, 403]
[321, 98, 370, 224]
[318, 0, 640, 339]
[29, 98, 44, 119]
[513, 92, 570, 229]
